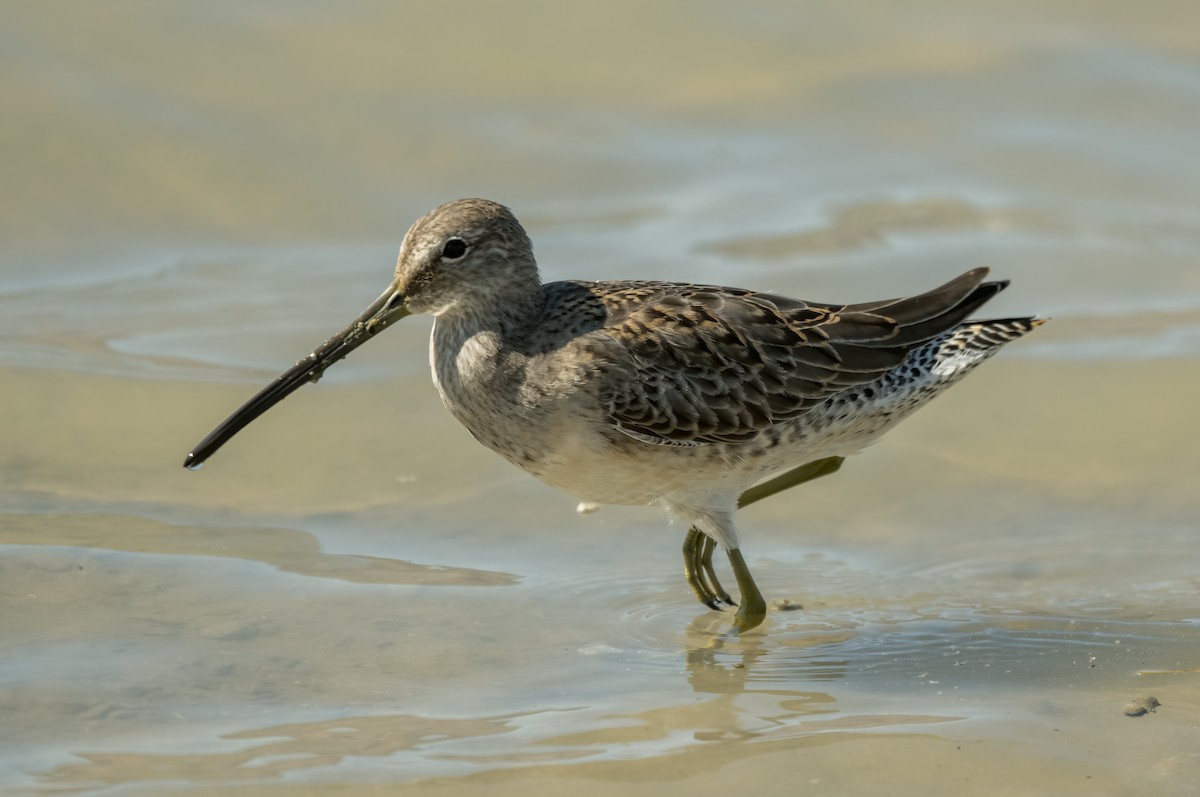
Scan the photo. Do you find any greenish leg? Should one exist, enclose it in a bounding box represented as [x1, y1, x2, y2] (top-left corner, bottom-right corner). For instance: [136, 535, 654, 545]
[727, 548, 767, 632]
[697, 534, 733, 605]
[681, 456, 846, 628]
[682, 528, 734, 608]
[737, 456, 844, 509]
[682, 528, 716, 608]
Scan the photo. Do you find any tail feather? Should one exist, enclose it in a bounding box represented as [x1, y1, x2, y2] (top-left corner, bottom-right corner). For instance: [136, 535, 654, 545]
[848, 267, 991, 320]
[949, 316, 1047, 351]
[885, 280, 1012, 347]
[841, 268, 1017, 348]
[931, 316, 1046, 377]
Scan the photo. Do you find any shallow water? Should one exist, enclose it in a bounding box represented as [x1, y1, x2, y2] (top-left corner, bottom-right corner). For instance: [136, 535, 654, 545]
[3, 2, 1199, 794]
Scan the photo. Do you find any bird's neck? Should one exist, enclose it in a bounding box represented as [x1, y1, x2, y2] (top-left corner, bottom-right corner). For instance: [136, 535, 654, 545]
[430, 278, 546, 397]
[436, 277, 546, 346]
[428, 282, 548, 464]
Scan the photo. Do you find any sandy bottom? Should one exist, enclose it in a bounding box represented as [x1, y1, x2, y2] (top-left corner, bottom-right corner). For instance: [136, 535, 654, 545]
[2, 353, 1197, 796]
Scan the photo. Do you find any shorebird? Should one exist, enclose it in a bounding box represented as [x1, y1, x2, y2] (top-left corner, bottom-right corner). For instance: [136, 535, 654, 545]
[184, 198, 1043, 632]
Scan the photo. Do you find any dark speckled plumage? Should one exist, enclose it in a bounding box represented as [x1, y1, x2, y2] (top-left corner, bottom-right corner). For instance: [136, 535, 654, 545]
[577, 270, 1008, 445]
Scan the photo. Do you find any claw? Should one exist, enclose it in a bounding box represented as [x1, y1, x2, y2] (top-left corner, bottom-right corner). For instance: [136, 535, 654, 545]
[683, 527, 739, 609]
[697, 534, 735, 606]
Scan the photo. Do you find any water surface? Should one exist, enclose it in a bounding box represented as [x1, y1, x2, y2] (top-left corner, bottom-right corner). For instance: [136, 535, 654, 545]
[2, 2, 1198, 794]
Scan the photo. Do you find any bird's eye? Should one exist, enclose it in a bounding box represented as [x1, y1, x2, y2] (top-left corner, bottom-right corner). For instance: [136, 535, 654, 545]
[441, 238, 468, 260]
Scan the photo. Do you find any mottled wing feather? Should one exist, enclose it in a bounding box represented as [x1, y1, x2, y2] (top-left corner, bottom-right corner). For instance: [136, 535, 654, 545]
[590, 268, 1001, 445]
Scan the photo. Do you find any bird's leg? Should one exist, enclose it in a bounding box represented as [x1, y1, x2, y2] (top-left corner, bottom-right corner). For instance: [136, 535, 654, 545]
[682, 528, 734, 608]
[682, 528, 716, 608]
[728, 456, 845, 631]
[698, 534, 734, 606]
[680, 457, 846, 626]
[727, 548, 767, 632]
[737, 456, 844, 510]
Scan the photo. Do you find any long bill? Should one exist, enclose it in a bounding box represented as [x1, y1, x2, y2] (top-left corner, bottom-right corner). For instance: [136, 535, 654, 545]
[183, 285, 410, 470]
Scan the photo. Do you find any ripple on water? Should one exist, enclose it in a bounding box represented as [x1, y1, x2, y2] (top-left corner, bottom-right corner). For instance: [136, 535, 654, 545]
[535, 550, 1198, 692]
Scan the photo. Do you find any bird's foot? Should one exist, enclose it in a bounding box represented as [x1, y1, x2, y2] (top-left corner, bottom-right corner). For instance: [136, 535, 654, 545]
[727, 548, 767, 633]
[682, 527, 736, 609]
